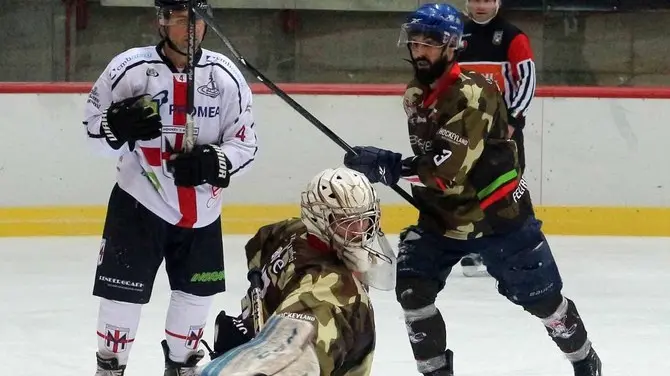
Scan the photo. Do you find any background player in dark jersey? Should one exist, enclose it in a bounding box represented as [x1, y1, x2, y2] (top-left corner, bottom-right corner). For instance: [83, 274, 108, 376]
[458, 0, 537, 276]
[344, 3, 601, 376]
[197, 167, 396, 376]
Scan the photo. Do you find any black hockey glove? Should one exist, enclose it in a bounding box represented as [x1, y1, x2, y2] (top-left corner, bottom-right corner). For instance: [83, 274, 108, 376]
[167, 144, 232, 188]
[344, 146, 404, 186]
[211, 311, 254, 359]
[101, 94, 162, 149]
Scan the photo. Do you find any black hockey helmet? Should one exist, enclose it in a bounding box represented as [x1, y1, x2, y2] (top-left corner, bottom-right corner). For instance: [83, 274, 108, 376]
[155, 0, 212, 26]
[155, 0, 212, 56]
[155, 0, 208, 9]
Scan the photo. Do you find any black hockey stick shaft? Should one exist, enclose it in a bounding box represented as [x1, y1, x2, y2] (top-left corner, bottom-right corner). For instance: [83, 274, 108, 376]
[194, 8, 419, 209]
[183, 0, 197, 152]
[247, 268, 265, 335]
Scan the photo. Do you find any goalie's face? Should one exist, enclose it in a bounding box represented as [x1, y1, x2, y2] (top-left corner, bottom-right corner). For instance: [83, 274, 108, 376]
[329, 213, 375, 244]
[159, 9, 206, 53]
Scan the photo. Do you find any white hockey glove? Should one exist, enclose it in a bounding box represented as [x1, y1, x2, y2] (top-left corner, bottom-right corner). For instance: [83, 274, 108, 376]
[198, 314, 320, 376]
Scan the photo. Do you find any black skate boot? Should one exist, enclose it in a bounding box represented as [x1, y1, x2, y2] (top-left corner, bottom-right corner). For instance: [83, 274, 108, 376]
[161, 340, 205, 376]
[423, 350, 454, 376]
[572, 347, 602, 376]
[95, 352, 126, 376]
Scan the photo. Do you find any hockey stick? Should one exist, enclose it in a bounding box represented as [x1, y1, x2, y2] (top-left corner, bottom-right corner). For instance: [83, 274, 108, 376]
[200, 268, 265, 360]
[193, 7, 419, 210]
[247, 268, 265, 334]
[183, 0, 197, 153]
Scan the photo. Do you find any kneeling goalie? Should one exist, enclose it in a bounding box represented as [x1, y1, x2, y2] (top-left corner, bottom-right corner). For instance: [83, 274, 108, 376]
[197, 167, 396, 376]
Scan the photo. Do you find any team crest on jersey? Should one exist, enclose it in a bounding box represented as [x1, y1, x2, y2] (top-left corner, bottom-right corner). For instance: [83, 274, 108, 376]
[197, 71, 221, 98]
[493, 30, 503, 45]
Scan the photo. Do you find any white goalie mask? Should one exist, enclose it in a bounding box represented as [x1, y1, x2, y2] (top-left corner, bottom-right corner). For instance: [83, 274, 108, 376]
[300, 167, 396, 291]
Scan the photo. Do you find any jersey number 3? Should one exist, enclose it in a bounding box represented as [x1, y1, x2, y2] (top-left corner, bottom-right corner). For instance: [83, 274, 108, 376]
[433, 149, 452, 166]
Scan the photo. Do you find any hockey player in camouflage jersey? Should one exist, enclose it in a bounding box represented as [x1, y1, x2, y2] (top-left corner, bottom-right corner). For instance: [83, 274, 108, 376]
[344, 3, 601, 376]
[197, 167, 396, 376]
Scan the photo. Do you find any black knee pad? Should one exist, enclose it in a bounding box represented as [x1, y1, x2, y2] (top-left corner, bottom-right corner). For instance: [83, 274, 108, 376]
[523, 292, 563, 318]
[396, 277, 441, 310]
[489, 238, 564, 305]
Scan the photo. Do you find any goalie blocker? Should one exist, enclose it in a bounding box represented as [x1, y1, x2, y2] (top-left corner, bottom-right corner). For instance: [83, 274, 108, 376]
[197, 167, 397, 376]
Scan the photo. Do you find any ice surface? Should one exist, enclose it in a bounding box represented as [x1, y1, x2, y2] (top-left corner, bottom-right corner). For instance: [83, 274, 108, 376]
[1, 235, 668, 375]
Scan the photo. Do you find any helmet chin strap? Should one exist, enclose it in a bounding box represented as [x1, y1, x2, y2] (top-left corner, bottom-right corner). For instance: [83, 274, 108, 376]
[160, 26, 187, 56]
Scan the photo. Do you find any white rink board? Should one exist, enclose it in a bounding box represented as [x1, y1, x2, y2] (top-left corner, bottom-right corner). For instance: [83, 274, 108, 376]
[0, 93, 668, 207]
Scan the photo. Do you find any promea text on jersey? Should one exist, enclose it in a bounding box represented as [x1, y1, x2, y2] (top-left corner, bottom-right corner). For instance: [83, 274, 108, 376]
[168, 104, 220, 118]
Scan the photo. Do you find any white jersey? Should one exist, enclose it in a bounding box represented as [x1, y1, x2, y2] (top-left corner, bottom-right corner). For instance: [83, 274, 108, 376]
[84, 44, 257, 228]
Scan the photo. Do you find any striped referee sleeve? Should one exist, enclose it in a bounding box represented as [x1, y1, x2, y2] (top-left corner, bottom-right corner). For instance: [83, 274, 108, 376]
[507, 33, 536, 119]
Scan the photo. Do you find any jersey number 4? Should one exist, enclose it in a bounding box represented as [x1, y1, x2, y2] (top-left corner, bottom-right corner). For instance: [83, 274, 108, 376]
[235, 126, 247, 142]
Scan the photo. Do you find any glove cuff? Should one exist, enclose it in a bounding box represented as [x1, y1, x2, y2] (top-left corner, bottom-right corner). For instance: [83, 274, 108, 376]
[101, 106, 126, 150]
[208, 144, 232, 188]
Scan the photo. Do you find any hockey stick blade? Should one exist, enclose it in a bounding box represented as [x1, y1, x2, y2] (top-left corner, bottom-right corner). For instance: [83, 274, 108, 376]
[194, 7, 419, 210]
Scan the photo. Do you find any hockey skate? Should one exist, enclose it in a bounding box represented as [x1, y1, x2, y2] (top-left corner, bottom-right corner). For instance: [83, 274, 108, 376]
[460, 253, 489, 277]
[161, 340, 205, 376]
[572, 347, 602, 376]
[423, 350, 454, 376]
[95, 353, 126, 376]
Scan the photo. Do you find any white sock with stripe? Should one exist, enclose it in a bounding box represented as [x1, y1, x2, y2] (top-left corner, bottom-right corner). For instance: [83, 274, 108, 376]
[96, 298, 142, 365]
[164, 290, 214, 363]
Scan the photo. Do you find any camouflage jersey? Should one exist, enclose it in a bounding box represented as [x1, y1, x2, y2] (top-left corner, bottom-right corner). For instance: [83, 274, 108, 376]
[240, 218, 376, 376]
[401, 62, 534, 240]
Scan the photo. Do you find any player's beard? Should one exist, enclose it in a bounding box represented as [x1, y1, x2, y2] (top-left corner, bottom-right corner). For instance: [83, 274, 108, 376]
[412, 57, 449, 86]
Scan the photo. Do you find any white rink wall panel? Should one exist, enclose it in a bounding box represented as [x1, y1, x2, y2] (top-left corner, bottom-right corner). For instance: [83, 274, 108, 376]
[0, 93, 668, 208]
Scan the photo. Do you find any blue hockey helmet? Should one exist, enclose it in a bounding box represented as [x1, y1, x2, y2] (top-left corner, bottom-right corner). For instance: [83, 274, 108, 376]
[398, 3, 464, 49]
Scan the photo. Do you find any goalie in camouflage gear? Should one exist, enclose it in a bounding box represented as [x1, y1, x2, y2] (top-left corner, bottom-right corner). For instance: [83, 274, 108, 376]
[197, 167, 396, 376]
[344, 3, 601, 376]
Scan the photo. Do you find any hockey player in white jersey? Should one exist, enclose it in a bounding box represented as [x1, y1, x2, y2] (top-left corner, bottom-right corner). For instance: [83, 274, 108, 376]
[84, 1, 258, 375]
